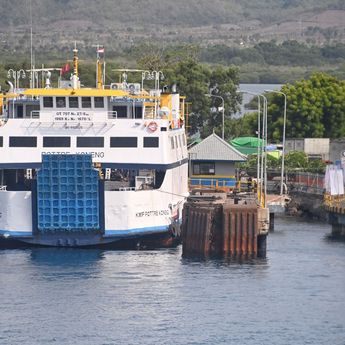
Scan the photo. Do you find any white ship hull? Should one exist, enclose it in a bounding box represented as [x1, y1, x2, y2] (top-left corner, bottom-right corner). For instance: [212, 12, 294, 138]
[0, 162, 188, 247]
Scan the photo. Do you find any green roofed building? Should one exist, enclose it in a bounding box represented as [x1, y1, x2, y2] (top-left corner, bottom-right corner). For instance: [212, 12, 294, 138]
[230, 137, 264, 155]
[230, 137, 281, 160]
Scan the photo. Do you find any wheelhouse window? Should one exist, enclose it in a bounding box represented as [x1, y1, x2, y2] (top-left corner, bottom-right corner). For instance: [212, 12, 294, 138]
[9, 136, 37, 147]
[113, 105, 127, 118]
[110, 137, 137, 148]
[69, 97, 79, 108]
[77, 137, 104, 148]
[94, 97, 104, 108]
[171, 137, 175, 149]
[0, 136, 3, 147]
[193, 162, 215, 175]
[144, 137, 159, 148]
[56, 97, 66, 108]
[82, 97, 92, 108]
[43, 97, 53, 108]
[43, 137, 70, 147]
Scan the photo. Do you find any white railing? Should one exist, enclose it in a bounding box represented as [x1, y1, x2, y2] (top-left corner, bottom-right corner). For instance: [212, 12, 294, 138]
[119, 187, 136, 191]
[0, 186, 7, 191]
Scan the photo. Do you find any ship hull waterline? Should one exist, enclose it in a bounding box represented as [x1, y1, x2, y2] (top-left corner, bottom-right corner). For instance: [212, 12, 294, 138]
[0, 227, 181, 249]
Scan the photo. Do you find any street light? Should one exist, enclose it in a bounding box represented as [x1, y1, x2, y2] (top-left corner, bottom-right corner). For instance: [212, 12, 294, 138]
[265, 89, 287, 195]
[237, 90, 261, 184]
[205, 93, 225, 140]
[237, 90, 268, 208]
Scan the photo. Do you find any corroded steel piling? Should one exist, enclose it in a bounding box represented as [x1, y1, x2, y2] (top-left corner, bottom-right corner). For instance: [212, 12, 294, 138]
[222, 204, 258, 256]
[182, 192, 268, 258]
[182, 201, 223, 256]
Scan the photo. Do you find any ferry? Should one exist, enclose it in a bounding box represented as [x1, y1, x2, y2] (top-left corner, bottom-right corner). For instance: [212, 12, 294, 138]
[0, 47, 188, 248]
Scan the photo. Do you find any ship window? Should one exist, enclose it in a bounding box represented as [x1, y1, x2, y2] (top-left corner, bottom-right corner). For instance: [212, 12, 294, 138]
[25, 104, 40, 118]
[110, 137, 137, 148]
[0, 137, 3, 147]
[171, 137, 175, 149]
[9, 136, 37, 147]
[69, 97, 79, 108]
[178, 135, 182, 148]
[56, 97, 66, 108]
[82, 97, 92, 108]
[43, 97, 53, 108]
[113, 105, 127, 118]
[134, 106, 142, 119]
[94, 97, 104, 108]
[175, 136, 178, 148]
[43, 137, 71, 147]
[16, 105, 24, 118]
[144, 137, 159, 148]
[77, 137, 104, 148]
[193, 162, 215, 175]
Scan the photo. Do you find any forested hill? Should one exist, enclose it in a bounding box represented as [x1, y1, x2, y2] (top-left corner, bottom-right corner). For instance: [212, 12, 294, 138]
[1, 0, 344, 52]
[2, 0, 344, 27]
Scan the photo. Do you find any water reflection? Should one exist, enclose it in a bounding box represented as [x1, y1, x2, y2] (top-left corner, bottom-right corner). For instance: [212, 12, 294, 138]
[29, 247, 105, 267]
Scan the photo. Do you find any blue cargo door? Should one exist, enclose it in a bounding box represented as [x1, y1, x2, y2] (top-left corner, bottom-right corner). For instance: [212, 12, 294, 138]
[36, 154, 101, 233]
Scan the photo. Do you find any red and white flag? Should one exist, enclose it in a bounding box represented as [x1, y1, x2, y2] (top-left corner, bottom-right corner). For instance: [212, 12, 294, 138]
[60, 63, 70, 76]
[97, 47, 105, 54]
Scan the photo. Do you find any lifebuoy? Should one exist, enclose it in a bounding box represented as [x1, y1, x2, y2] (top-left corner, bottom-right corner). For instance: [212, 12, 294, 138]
[147, 121, 158, 132]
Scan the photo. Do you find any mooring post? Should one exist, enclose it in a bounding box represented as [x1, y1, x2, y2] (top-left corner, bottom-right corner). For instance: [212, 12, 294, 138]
[269, 212, 275, 232]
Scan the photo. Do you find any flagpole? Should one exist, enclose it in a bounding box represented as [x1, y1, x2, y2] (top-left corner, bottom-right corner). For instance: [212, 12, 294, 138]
[103, 49, 106, 88]
[96, 44, 99, 88]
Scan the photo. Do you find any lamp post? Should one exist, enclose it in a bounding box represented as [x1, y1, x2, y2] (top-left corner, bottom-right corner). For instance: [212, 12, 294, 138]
[7, 69, 26, 89]
[237, 90, 261, 184]
[205, 94, 225, 140]
[265, 89, 287, 195]
[237, 90, 268, 207]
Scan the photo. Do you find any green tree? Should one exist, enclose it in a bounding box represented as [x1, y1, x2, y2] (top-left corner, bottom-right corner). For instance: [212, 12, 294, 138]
[284, 151, 308, 171]
[267, 73, 345, 140]
[137, 48, 242, 137]
[225, 112, 258, 139]
[202, 66, 242, 139]
[164, 58, 211, 135]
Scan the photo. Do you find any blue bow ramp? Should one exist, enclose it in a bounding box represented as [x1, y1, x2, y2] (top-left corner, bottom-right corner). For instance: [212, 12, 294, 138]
[36, 154, 100, 232]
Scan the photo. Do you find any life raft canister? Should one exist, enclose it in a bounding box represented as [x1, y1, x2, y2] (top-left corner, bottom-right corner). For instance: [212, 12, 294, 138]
[147, 121, 158, 132]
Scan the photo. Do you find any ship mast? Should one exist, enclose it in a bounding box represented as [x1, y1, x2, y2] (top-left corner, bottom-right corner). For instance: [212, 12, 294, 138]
[93, 44, 105, 89]
[71, 42, 80, 89]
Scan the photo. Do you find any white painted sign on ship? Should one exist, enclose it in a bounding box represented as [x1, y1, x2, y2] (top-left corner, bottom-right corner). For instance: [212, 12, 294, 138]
[53, 111, 93, 122]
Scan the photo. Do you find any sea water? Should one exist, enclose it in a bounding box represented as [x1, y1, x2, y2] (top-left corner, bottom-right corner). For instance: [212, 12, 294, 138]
[0, 217, 344, 345]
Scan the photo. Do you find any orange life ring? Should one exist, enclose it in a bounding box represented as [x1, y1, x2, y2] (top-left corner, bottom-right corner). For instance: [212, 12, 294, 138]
[147, 121, 158, 132]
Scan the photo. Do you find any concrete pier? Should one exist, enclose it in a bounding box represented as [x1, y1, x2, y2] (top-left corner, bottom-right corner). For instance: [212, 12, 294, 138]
[323, 193, 345, 239]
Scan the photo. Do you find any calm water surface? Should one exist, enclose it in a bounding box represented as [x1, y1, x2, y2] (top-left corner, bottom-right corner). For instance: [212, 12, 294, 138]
[1, 217, 344, 345]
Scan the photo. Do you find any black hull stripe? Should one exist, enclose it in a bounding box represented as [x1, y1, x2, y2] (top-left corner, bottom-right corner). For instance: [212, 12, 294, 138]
[0, 158, 188, 170]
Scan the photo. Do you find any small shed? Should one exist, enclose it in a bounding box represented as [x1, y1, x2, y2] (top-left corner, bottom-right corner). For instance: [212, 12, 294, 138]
[188, 133, 247, 190]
